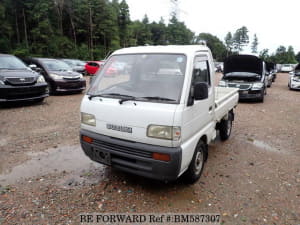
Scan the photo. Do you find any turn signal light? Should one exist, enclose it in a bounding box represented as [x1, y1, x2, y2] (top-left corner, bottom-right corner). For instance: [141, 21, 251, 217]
[82, 135, 93, 143]
[152, 152, 171, 162]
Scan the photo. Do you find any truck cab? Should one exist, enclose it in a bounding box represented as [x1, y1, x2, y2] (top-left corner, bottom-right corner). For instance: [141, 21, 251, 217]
[80, 45, 238, 183]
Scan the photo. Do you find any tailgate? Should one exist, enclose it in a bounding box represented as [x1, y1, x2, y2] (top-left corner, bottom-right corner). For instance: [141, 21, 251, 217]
[215, 86, 239, 121]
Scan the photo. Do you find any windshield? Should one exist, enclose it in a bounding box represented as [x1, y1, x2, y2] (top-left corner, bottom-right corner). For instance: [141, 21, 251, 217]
[223, 72, 261, 81]
[42, 60, 72, 71]
[88, 54, 187, 103]
[64, 59, 85, 66]
[0, 55, 28, 70]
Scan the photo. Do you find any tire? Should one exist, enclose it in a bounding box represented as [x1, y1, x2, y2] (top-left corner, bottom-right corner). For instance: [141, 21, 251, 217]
[183, 140, 207, 184]
[258, 90, 264, 102]
[219, 112, 233, 141]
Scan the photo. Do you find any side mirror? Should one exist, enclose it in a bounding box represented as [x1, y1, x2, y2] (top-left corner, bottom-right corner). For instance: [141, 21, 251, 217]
[194, 82, 208, 100]
[29, 64, 42, 73]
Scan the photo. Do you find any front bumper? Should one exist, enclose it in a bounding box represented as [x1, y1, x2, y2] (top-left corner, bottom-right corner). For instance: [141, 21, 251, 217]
[80, 129, 182, 181]
[53, 79, 86, 92]
[0, 83, 49, 102]
[238, 89, 263, 100]
[290, 82, 300, 90]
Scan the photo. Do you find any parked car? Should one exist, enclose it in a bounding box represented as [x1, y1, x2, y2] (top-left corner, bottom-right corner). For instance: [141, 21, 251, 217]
[80, 45, 239, 183]
[85, 61, 105, 75]
[22, 58, 86, 94]
[288, 64, 300, 90]
[0, 54, 49, 103]
[61, 59, 86, 75]
[266, 62, 277, 82]
[219, 55, 267, 102]
[280, 64, 293, 73]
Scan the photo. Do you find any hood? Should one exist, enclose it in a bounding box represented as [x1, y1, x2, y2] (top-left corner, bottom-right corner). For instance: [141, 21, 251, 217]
[0, 68, 39, 79]
[81, 96, 177, 147]
[224, 55, 263, 75]
[48, 70, 81, 77]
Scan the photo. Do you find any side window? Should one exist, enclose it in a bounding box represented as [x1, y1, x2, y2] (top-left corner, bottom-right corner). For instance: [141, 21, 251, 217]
[192, 57, 211, 87]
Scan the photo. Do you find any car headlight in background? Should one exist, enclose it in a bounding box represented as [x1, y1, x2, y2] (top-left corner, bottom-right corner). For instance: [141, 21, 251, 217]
[50, 73, 63, 80]
[37, 75, 45, 83]
[81, 112, 96, 126]
[218, 80, 226, 87]
[252, 82, 264, 89]
[147, 125, 181, 141]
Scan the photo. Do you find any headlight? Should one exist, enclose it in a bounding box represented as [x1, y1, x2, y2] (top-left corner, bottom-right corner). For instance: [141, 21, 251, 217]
[50, 73, 63, 80]
[252, 82, 264, 89]
[0, 80, 4, 85]
[218, 80, 226, 87]
[37, 76, 45, 83]
[292, 77, 299, 82]
[147, 125, 181, 141]
[79, 74, 83, 79]
[81, 112, 96, 126]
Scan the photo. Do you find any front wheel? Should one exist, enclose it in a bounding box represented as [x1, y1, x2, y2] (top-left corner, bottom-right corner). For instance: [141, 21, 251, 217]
[219, 112, 233, 141]
[183, 140, 206, 184]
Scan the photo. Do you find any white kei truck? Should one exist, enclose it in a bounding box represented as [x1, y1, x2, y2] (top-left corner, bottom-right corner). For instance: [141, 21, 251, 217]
[80, 45, 238, 183]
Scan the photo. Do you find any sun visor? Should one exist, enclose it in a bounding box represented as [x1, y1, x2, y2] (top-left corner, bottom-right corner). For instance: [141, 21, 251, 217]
[224, 55, 263, 75]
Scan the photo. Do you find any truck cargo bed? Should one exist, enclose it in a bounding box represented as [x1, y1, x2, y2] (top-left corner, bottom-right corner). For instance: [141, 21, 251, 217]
[214, 87, 239, 121]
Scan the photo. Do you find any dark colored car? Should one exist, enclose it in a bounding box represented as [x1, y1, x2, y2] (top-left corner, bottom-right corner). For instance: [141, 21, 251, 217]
[219, 55, 268, 102]
[23, 58, 86, 94]
[61, 59, 86, 75]
[266, 62, 277, 82]
[85, 61, 105, 75]
[0, 54, 49, 103]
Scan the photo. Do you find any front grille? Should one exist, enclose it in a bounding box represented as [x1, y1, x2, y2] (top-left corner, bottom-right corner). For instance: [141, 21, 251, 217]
[228, 83, 251, 90]
[93, 139, 153, 158]
[5, 77, 36, 85]
[63, 76, 80, 80]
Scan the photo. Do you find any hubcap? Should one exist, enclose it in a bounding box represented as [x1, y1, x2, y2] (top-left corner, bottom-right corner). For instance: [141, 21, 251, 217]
[194, 150, 204, 175]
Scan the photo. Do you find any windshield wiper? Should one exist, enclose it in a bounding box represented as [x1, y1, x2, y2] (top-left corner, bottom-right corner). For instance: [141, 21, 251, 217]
[141, 96, 176, 102]
[88, 93, 136, 101]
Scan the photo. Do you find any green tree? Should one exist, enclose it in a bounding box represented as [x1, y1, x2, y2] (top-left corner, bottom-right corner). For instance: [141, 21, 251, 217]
[232, 26, 249, 52]
[224, 32, 233, 55]
[259, 48, 269, 61]
[118, 0, 130, 47]
[251, 34, 258, 54]
[196, 33, 227, 61]
[167, 15, 194, 45]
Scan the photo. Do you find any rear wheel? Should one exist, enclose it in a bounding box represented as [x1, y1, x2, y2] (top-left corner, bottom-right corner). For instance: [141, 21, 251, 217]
[183, 140, 206, 184]
[219, 112, 233, 141]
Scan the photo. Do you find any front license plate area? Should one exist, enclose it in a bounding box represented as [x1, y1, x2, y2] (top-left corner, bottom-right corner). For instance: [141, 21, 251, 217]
[93, 148, 111, 165]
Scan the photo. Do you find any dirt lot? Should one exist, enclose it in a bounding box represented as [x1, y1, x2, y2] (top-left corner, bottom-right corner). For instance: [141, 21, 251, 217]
[0, 73, 299, 225]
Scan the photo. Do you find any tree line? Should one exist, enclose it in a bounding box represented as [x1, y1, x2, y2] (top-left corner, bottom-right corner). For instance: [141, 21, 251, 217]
[0, 0, 299, 64]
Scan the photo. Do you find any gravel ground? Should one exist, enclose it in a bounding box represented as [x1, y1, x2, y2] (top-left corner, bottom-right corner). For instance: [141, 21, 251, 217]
[0, 73, 299, 225]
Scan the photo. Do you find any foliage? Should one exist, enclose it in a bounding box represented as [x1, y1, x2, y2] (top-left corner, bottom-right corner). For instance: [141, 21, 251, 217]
[0, 0, 195, 59]
[232, 26, 249, 53]
[196, 33, 227, 61]
[251, 34, 258, 54]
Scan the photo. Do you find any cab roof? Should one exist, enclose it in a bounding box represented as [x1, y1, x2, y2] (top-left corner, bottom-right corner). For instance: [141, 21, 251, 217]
[112, 45, 210, 56]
